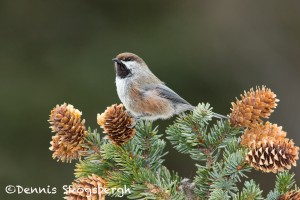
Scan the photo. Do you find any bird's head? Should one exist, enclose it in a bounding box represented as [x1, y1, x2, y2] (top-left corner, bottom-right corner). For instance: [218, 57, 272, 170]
[112, 52, 148, 79]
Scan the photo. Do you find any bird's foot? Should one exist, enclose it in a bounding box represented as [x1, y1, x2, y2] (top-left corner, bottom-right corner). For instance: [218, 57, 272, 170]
[127, 121, 137, 129]
[125, 110, 139, 128]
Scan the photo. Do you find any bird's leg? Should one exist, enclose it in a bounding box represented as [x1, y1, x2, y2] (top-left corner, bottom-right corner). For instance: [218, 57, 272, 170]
[125, 110, 135, 118]
[128, 119, 137, 128]
[125, 110, 139, 128]
[125, 111, 154, 128]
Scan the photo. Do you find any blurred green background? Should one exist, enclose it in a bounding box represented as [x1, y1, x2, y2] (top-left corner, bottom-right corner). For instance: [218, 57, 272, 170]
[1, 1, 299, 199]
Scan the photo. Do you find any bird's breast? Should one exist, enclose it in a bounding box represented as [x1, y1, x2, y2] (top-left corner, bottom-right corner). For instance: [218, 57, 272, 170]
[116, 78, 140, 111]
[116, 77, 128, 104]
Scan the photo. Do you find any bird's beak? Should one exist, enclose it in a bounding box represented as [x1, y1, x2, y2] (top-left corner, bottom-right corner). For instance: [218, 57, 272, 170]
[112, 58, 122, 64]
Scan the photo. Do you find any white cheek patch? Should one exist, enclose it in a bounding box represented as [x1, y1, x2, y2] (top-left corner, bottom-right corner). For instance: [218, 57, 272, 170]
[123, 61, 136, 70]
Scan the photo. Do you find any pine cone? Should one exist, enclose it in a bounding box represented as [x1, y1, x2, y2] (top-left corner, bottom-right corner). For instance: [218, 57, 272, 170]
[65, 174, 106, 200]
[48, 103, 87, 162]
[241, 122, 287, 147]
[279, 189, 300, 200]
[97, 104, 135, 145]
[230, 86, 279, 127]
[242, 122, 299, 173]
[246, 138, 299, 173]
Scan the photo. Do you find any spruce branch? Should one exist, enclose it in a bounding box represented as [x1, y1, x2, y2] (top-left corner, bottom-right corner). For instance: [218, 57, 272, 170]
[208, 163, 239, 197]
[131, 121, 168, 170]
[266, 190, 281, 200]
[81, 128, 102, 157]
[194, 165, 212, 198]
[166, 105, 208, 160]
[275, 171, 296, 194]
[98, 121, 186, 199]
[233, 180, 263, 200]
[223, 149, 251, 181]
[168, 103, 250, 199]
[209, 189, 231, 200]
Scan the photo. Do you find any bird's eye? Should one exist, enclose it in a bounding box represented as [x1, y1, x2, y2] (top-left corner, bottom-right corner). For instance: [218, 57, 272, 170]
[124, 58, 132, 62]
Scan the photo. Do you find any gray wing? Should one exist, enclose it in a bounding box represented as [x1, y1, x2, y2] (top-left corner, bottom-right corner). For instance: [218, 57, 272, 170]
[143, 84, 226, 118]
[143, 84, 192, 106]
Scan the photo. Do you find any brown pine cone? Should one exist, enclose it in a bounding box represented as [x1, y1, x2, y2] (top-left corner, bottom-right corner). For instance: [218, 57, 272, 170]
[246, 137, 299, 173]
[230, 86, 279, 127]
[97, 104, 135, 145]
[279, 189, 300, 200]
[241, 122, 287, 147]
[65, 174, 106, 200]
[48, 103, 87, 162]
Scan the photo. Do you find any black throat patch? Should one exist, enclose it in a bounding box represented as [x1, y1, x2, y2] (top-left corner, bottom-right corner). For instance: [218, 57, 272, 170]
[115, 63, 132, 79]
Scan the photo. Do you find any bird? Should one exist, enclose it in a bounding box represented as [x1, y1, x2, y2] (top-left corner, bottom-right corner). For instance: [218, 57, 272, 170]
[112, 52, 225, 121]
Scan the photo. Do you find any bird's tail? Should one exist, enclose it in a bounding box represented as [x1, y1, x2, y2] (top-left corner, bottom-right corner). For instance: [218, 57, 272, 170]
[212, 112, 227, 119]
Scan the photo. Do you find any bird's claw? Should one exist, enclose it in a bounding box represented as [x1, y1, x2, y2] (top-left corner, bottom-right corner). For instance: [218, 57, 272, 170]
[127, 119, 137, 128]
[125, 110, 139, 128]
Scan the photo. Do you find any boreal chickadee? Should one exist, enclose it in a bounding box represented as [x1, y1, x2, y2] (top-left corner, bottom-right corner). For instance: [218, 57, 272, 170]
[112, 52, 225, 121]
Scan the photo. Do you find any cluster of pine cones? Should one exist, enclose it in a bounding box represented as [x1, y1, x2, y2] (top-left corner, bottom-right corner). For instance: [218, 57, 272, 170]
[48, 103, 87, 163]
[49, 103, 135, 199]
[49, 103, 136, 163]
[230, 86, 299, 173]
